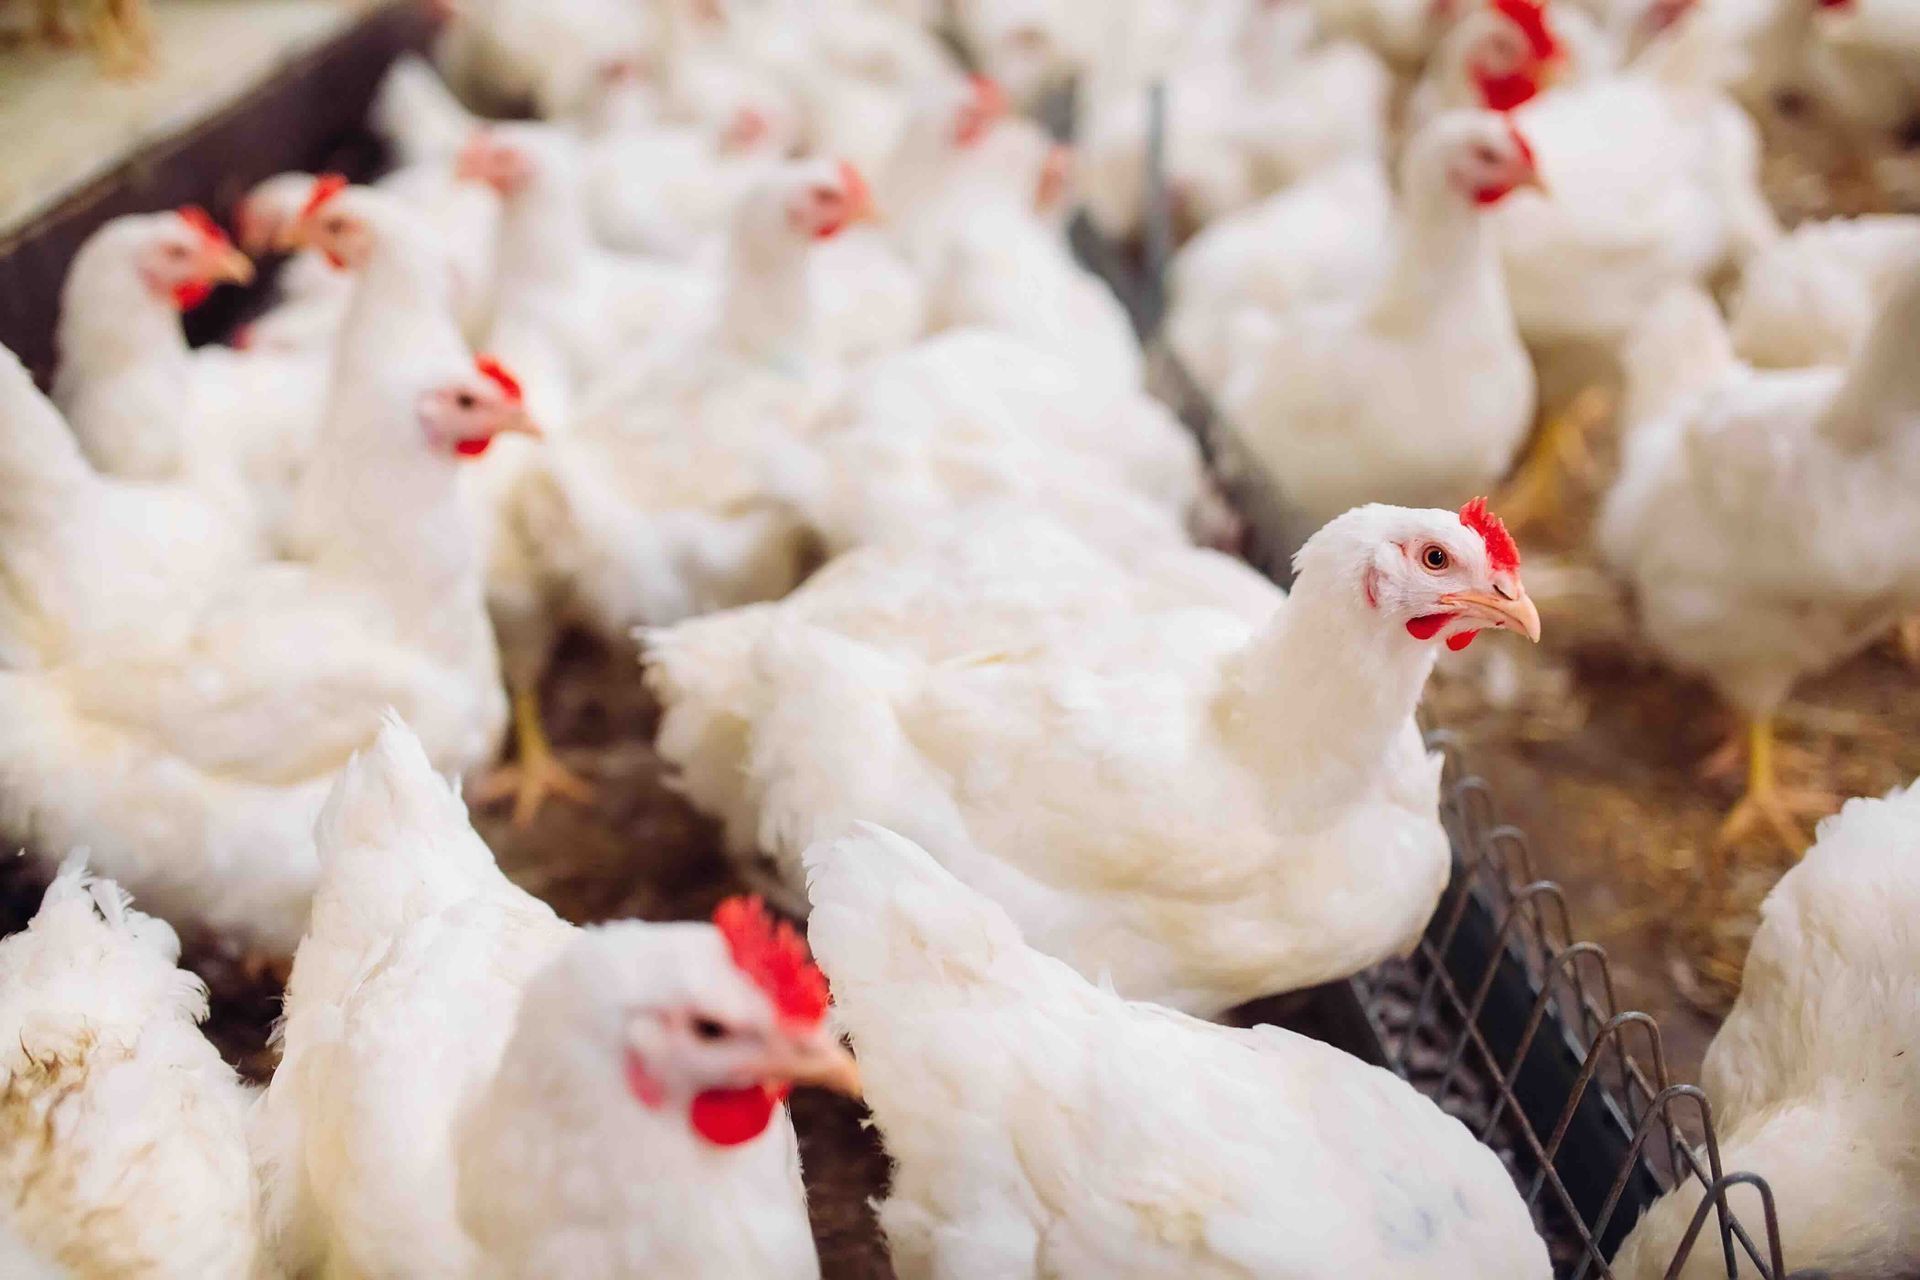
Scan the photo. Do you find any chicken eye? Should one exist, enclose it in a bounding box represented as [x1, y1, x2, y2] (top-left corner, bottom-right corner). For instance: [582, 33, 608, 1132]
[691, 1017, 728, 1042]
[323, 216, 347, 235]
[455, 392, 477, 410]
[164, 244, 189, 260]
[1421, 545, 1451, 571]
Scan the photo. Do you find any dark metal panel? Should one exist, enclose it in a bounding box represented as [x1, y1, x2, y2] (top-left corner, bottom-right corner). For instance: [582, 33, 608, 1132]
[0, 0, 436, 383]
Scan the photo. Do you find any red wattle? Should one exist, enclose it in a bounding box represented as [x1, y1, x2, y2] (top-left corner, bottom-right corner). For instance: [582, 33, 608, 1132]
[1406, 613, 1455, 640]
[690, 1085, 780, 1147]
[1446, 630, 1478, 651]
[172, 281, 214, 311]
[454, 436, 494, 458]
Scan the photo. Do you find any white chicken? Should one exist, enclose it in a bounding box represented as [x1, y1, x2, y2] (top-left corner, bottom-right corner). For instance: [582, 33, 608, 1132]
[50, 208, 306, 543]
[470, 157, 874, 823]
[1078, 2, 1389, 241]
[1610, 778, 1920, 1278]
[1598, 271, 1920, 847]
[1494, 2, 1779, 351]
[581, 84, 789, 260]
[1728, 212, 1920, 368]
[803, 329, 1217, 555]
[1403, 0, 1566, 126]
[0, 860, 264, 1279]
[259, 718, 858, 1279]
[1169, 154, 1394, 396]
[0, 227, 523, 951]
[921, 123, 1144, 389]
[1220, 111, 1540, 542]
[230, 172, 354, 358]
[0, 342, 250, 668]
[648, 500, 1540, 1016]
[455, 121, 711, 429]
[805, 822, 1553, 1279]
[1169, 1, 1558, 398]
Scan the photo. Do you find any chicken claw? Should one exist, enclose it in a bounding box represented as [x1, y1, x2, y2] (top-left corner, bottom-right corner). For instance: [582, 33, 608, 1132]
[1711, 714, 1837, 859]
[473, 688, 596, 827]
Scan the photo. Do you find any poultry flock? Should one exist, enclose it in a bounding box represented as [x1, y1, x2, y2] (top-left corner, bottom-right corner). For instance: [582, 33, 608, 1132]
[0, 0, 1916, 1275]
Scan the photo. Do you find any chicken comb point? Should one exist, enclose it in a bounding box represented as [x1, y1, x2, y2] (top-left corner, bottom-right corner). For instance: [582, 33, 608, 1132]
[713, 896, 830, 1027]
[473, 355, 524, 405]
[176, 205, 231, 249]
[1459, 498, 1521, 574]
[300, 173, 350, 224]
[1491, 0, 1559, 61]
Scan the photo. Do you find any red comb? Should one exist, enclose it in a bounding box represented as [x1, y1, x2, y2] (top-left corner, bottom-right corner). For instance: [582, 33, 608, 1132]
[474, 355, 523, 404]
[713, 897, 829, 1028]
[1492, 0, 1559, 61]
[176, 205, 231, 249]
[300, 173, 349, 223]
[1459, 497, 1521, 575]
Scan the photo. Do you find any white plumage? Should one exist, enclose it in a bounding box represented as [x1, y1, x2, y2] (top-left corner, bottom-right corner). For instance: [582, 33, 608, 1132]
[1611, 778, 1920, 1278]
[1220, 111, 1538, 539]
[261, 718, 848, 1279]
[805, 822, 1552, 1279]
[0, 860, 264, 1279]
[650, 502, 1539, 1014]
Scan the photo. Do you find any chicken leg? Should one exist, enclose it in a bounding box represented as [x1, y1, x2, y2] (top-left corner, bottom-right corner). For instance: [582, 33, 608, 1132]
[473, 686, 596, 828]
[1712, 714, 1835, 856]
[1496, 386, 1612, 533]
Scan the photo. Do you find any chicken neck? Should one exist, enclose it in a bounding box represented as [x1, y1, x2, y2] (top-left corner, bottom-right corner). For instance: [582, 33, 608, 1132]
[52, 249, 192, 478]
[1219, 559, 1440, 809]
[1818, 256, 1920, 451]
[719, 216, 814, 365]
[1367, 172, 1503, 337]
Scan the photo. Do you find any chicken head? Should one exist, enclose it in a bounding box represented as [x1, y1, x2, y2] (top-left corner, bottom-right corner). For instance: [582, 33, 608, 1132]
[539, 898, 860, 1149]
[1442, 113, 1547, 204]
[417, 356, 542, 457]
[1352, 499, 1541, 651]
[137, 207, 253, 311]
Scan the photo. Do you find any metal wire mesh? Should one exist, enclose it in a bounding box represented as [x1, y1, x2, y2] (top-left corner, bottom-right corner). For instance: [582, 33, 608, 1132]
[1058, 78, 1800, 1280]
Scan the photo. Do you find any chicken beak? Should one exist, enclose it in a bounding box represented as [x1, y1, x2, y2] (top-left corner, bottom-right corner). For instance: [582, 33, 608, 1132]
[1440, 586, 1542, 642]
[274, 218, 312, 254]
[497, 408, 543, 440]
[209, 245, 256, 287]
[764, 1029, 862, 1099]
[1521, 169, 1550, 197]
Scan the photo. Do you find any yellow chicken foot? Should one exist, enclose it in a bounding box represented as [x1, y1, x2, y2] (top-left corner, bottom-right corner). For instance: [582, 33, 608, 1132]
[1496, 385, 1613, 533]
[473, 687, 596, 828]
[1712, 715, 1836, 859]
